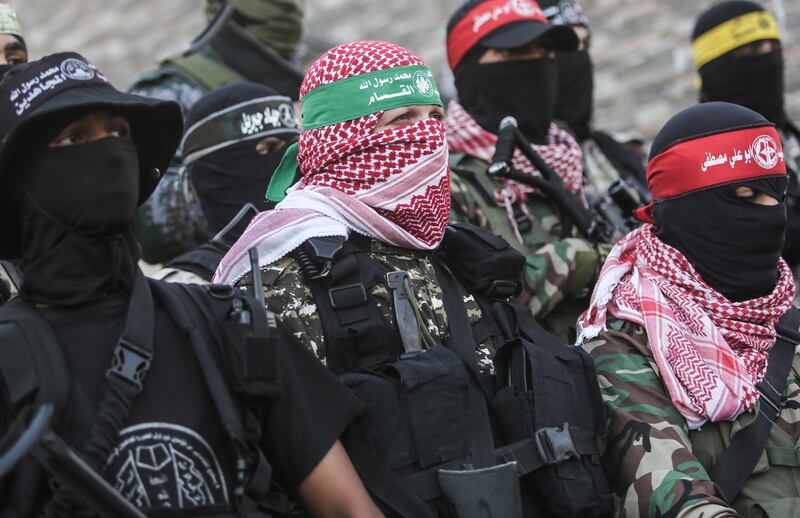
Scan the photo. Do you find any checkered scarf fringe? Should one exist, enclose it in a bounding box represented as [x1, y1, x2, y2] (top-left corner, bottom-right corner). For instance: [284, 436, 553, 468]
[214, 41, 450, 284]
[578, 225, 795, 428]
[445, 99, 585, 203]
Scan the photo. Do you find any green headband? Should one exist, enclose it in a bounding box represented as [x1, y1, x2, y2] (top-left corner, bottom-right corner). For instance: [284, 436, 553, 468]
[266, 65, 443, 202]
[300, 65, 442, 130]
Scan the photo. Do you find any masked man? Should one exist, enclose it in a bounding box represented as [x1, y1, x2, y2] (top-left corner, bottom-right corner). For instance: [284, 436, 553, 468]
[154, 82, 299, 283]
[692, 1, 800, 268]
[579, 102, 800, 517]
[0, 53, 377, 517]
[445, 0, 610, 343]
[540, 0, 650, 222]
[216, 39, 612, 517]
[133, 0, 305, 266]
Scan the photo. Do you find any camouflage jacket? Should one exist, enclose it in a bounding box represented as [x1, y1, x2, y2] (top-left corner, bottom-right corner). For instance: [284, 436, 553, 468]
[238, 237, 496, 373]
[584, 318, 800, 518]
[449, 153, 604, 343]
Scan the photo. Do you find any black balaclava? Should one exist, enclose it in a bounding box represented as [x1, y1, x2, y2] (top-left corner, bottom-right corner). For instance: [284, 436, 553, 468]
[189, 140, 285, 238]
[11, 132, 141, 306]
[653, 177, 786, 302]
[183, 82, 297, 240]
[647, 102, 787, 302]
[454, 48, 557, 144]
[538, 0, 594, 140]
[694, 1, 786, 128]
[554, 48, 593, 140]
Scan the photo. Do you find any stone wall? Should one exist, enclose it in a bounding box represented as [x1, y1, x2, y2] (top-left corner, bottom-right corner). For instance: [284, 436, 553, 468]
[7, 0, 800, 139]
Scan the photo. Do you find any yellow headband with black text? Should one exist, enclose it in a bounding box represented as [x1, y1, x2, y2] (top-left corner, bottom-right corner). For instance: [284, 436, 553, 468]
[693, 10, 780, 69]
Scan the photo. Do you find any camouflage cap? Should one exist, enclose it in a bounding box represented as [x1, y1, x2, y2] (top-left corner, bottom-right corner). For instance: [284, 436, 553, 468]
[205, 0, 305, 60]
[0, 4, 23, 40]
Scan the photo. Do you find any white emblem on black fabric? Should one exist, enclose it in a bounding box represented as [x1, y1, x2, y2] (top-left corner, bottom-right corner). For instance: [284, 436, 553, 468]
[104, 423, 229, 510]
[59, 59, 96, 81]
[752, 135, 781, 169]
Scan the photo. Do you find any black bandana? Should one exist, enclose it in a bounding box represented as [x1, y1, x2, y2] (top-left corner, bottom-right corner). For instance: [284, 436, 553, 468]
[12, 138, 141, 305]
[654, 176, 787, 302]
[455, 53, 557, 144]
[554, 49, 593, 140]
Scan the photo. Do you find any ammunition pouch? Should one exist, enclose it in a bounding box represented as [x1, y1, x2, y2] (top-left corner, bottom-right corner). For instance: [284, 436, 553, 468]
[298, 225, 611, 517]
[435, 223, 525, 299]
[492, 303, 614, 517]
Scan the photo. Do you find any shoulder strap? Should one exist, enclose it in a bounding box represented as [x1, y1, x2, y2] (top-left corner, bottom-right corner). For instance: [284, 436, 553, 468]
[165, 243, 224, 282]
[432, 260, 495, 469]
[162, 52, 246, 91]
[148, 280, 273, 515]
[47, 270, 155, 517]
[710, 307, 800, 503]
[298, 236, 402, 374]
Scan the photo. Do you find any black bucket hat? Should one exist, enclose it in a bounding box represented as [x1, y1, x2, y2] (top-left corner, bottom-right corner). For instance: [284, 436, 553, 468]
[0, 52, 183, 258]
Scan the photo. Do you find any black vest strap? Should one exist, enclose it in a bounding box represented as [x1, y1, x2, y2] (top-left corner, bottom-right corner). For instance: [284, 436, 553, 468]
[148, 281, 274, 515]
[432, 260, 495, 470]
[300, 235, 402, 374]
[165, 243, 225, 282]
[710, 307, 800, 503]
[46, 269, 155, 517]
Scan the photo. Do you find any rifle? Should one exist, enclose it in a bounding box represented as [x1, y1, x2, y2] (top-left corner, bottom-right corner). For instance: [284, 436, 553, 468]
[488, 117, 614, 244]
[0, 405, 147, 518]
[586, 177, 647, 238]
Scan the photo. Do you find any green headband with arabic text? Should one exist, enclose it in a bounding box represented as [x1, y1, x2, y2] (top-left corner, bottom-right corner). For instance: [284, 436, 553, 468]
[266, 64, 443, 202]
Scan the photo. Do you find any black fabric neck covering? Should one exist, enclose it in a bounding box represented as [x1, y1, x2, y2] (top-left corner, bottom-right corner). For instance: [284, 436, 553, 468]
[653, 176, 787, 302]
[454, 52, 557, 144]
[11, 138, 141, 306]
[554, 49, 594, 141]
[189, 139, 282, 239]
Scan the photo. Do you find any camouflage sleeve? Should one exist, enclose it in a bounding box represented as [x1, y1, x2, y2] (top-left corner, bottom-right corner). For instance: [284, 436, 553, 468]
[519, 236, 599, 319]
[583, 323, 738, 518]
[257, 258, 328, 363]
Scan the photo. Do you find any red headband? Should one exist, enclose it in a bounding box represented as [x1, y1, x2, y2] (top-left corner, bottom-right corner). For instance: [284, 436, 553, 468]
[635, 125, 786, 223]
[447, 0, 547, 69]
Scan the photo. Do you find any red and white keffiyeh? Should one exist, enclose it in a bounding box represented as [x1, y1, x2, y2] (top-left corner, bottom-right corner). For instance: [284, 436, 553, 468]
[577, 225, 795, 428]
[215, 41, 450, 284]
[445, 99, 585, 200]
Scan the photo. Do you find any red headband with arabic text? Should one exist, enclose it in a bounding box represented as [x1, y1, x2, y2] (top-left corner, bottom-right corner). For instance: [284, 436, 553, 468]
[447, 0, 548, 69]
[635, 125, 786, 223]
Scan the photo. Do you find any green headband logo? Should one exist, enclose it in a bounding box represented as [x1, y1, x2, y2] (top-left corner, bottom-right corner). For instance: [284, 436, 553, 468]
[413, 71, 436, 97]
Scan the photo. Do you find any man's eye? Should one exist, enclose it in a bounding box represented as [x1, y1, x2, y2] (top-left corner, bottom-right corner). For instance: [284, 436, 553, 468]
[430, 111, 443, 121]
[53, 133, 84, 146]
[109, 126, 131, 139]
[390, 113, 411, 124]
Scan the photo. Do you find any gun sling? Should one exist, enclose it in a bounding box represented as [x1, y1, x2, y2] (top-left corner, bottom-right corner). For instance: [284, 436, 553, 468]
[710, 307, 800, 503]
